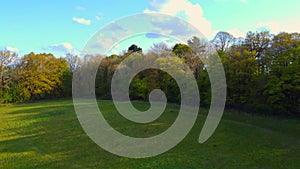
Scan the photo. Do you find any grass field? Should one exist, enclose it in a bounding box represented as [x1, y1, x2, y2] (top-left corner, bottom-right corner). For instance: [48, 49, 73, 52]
[0, 99, 299, 169]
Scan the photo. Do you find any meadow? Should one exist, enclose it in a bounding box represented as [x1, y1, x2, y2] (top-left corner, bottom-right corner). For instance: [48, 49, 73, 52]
[0, 99, 299, 169]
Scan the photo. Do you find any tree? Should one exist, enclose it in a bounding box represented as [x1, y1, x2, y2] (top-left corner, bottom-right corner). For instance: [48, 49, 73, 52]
[173, 43, 193, 58]
[173, 43, 203, 77]
[264, 46, 300, 115]
[155, 56, 186, 103]
[245, 31, 271, 58]
[212, 31, 235, 52]
[0, 50, 18, 101]
[244, 31, 272, 74]
[187, 36, 207, 55]
[128, 44, 142, 53]
[149, 42, 171, 56]
[270, 32, 300, 55]
[95, 55, 119, 99]
[0, 50, 17, 90]
[16, 52, 70, 101]
[222, 49, 258, 108]
[65, 53, 81, 72]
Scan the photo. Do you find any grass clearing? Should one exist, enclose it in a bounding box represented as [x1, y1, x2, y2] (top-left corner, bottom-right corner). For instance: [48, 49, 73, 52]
[0, 99, 299, 169]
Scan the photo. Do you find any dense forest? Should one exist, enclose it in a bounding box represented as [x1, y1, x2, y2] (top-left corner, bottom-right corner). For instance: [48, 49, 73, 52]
[0, 31, 299, 116]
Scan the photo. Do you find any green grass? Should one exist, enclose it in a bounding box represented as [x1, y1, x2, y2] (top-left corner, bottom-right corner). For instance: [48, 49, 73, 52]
[0, 99, 299, 169]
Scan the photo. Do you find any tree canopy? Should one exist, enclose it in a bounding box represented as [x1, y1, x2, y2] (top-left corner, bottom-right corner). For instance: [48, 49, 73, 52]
[1, 31, 299, 116]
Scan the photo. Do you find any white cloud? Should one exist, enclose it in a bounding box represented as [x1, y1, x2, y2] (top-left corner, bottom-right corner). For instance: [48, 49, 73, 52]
[144, 0, 216, 38]
[50, 42, 73, 52]
[227, 28, 246, 38]
[240, 0, 247, 3]
[97, 34, 114, 50]
[73, 17, 91, 25]
[5, 46, 19, 52]
[256, 21, 300, 34]
[75, 6, 86, 11]
[223, 20, 300, 39]
[222, 20, 300, 39]
[48, 42, 80, 55]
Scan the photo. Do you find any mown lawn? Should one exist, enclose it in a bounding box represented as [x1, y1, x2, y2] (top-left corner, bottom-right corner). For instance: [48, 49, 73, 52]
[0, 99, 299, 169]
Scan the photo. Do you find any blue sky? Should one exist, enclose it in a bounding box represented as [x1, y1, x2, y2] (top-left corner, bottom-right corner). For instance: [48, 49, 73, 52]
[1, 0, 299, 57]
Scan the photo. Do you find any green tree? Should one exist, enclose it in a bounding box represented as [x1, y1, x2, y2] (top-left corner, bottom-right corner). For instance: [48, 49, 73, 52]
[173, 43, 203, 77]
[128, 44, 142, 53]
[222, 49, 258, 108]
[95, 55, 119, 99]
[244, 31, 272, 74]
[264, 46, 300, 115]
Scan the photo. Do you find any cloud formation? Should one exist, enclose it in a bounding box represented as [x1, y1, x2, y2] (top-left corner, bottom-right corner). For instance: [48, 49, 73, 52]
[227, 28, 246, 38]
[47, 42, 80, 55]
[5, 46, 19, 52]
[256, 21, 300, 34]
[49, 42, 73, 52]
[144, 0, 216, 38]
[75, 6, 86, 11]
[73, 17, 91, 25]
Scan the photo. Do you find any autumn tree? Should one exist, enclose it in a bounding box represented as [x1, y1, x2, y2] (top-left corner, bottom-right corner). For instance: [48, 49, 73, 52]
[15, 52, 70, 101]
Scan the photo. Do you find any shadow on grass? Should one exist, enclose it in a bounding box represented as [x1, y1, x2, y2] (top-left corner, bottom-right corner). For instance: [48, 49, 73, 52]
[0, 100, 300, 169]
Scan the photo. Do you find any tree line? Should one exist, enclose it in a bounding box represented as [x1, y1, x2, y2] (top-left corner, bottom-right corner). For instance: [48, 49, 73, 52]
[0, 31, 299, 116]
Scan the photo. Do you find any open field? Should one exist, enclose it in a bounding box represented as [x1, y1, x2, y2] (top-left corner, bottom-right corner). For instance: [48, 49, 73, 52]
[0, 99, 299, 169]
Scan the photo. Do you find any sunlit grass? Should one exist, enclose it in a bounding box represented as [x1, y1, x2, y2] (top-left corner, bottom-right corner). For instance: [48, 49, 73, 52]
[0, 99, 299, 168]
